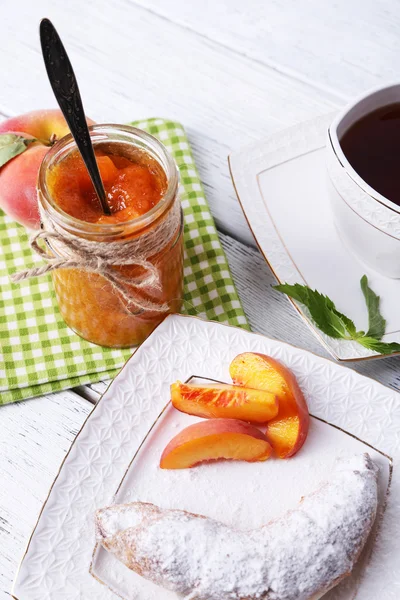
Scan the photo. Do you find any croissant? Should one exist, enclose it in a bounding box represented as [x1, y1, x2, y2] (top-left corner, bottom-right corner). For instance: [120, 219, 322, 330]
[96, 454, 378, 600]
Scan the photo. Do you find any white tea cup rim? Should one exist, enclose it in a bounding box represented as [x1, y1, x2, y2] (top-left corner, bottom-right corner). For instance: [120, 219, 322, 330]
[328, 82, 400, 215]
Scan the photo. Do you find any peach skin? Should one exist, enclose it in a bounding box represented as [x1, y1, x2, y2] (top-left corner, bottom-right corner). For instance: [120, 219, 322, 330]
[170, 381, 278, 423]
[160, 418, 272, 469]
[0, 109, 94, 229]
[230, 353, 309, 458]
[0, 109, 73, 141]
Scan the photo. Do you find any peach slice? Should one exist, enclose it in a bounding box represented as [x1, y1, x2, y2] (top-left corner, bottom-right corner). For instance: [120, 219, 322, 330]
[230, 353, 309, 458]
[170, 381, 279, 423]
[160, 418, 272, 469]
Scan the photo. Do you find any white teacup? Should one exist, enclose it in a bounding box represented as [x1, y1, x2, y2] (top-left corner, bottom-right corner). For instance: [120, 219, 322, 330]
[327, 84, 400, 278]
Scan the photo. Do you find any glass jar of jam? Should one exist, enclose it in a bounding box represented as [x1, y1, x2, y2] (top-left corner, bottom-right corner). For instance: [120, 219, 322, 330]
[37, 124, 183, 347]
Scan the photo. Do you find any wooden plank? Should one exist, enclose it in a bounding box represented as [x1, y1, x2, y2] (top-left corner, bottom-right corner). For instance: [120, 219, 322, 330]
[72, 384, 100, 404]
[133, 0, 399, 100]
[0, 0, 337, 246]
[0, 5, 398, 600]
[87, 380, 109, 397]
[0, 391, 92, 598]
[222, 234, 400, 392]
[87, 234, 400, 398]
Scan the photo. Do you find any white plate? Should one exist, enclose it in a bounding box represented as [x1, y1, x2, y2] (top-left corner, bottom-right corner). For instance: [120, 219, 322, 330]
[229, 113, 400, 361]
[12, 315, 400, 600]
[90, 378, 391, 600]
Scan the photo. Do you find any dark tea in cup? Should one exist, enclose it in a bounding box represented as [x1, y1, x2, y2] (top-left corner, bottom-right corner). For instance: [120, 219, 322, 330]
[327, 84, 400, 278]
[340, 103, 400, 207]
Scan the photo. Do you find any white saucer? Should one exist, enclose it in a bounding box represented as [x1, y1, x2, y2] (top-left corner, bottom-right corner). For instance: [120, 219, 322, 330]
[229, 113, 400, 361]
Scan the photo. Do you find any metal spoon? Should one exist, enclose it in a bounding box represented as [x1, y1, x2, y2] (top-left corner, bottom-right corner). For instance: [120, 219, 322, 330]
[39, 18, 111, 215]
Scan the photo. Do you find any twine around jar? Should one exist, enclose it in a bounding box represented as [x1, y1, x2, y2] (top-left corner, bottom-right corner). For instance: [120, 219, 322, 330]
[11, 200, 182, 315]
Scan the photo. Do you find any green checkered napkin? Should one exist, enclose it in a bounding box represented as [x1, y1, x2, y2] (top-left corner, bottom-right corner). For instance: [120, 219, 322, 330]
[0, 119, 248, 404]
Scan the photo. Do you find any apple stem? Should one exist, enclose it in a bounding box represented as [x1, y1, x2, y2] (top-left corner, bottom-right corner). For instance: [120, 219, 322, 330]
[49, 133, 57, 145]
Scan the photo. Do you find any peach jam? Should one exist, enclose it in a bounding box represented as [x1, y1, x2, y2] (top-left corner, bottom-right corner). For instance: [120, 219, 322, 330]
[37, 125, 183, 347]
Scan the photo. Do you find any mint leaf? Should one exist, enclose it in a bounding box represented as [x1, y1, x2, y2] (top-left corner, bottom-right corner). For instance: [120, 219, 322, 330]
[273, 283, 310, 306]
[0, 134, 36, 168]
[274, 279, 400, 356]
[357, 337, 400, 355]
[273, 283, 358, 340]
[360, 275, 386, 340]
[329, 302, 360, 338]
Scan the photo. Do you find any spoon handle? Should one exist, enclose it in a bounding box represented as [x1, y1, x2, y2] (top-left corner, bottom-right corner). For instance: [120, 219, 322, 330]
[39, 18, 111, 215]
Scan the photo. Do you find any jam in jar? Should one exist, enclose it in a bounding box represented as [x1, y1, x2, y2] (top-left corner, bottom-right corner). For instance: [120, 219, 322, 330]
[37, 124, 183, 347]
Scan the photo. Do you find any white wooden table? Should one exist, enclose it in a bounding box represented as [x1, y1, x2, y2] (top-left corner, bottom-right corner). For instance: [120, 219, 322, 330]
[1, 1, 400, 596]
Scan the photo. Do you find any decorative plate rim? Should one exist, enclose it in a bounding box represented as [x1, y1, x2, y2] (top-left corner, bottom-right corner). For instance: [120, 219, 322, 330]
[228, 113, 400, 362]
[12, 314, 400, 600]
[89, 373, 394, 600]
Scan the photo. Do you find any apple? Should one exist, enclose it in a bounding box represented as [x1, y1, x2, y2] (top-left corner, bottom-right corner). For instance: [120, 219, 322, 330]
[160, 418, 272, 469]
[0, 109, 95, 229]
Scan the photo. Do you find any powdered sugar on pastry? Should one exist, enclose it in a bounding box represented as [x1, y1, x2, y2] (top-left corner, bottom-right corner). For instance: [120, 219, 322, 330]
[96, 454, 378, 600]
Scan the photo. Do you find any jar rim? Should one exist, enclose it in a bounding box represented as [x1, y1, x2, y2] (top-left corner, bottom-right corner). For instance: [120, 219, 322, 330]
[37, 123, 179, 238]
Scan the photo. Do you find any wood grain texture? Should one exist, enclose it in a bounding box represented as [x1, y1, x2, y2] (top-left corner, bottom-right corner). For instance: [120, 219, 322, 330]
[221, 234, 400, 392]
[0, 391, 91, 598]
[87, 234, 400, 397]
[134, 0, 399, 100]
[0, 0, 337, 246]
[1, 2, 400, 598]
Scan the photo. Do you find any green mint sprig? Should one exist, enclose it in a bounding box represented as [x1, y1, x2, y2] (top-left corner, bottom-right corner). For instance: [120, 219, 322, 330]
[274, 275, 400, 356]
